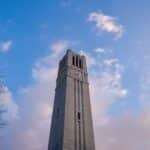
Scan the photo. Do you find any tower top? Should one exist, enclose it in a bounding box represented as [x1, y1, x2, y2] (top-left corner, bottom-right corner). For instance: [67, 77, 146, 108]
[59, 49, 87, 72]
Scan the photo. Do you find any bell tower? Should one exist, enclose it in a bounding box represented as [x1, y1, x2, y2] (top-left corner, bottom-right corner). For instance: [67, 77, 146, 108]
[48, 49, 95, 150]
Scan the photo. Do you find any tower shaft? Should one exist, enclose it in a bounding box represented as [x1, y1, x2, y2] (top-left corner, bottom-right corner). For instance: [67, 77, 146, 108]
[48, 50, 95, 150]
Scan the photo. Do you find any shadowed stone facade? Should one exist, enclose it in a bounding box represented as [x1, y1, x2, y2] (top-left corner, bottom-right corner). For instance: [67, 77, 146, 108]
[48, 50, 95, 150]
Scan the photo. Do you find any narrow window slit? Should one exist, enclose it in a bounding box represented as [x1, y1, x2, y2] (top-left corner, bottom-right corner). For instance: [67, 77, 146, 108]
[78, 112, 81, 120]
[76, 56, 78, 67]
[72, 56, 75, 65]
[79, 59, 82, 68]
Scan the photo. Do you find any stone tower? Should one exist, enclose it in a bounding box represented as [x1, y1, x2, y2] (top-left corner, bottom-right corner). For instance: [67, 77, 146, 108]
[48, 50, 95, 150]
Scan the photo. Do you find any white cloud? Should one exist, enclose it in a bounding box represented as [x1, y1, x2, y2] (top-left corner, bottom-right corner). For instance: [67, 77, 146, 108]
[0, 86, 18, 137]
[1, 46, 130, 150]
[80, 50, 97, 67]
[95, 111, 150, 150]
[16, 40, 71, 149]
[89, 60, 127, 127]
[32, 65, 57, 83]
[32, 40, 70, 82]
[3, 45, 150, 150]
[0, 40, 13, 52]
[88, 11, 124, 39]
[0, 40, 70, 150]
[95, 47, 105, 53]
[0, 86, 18, 122]
[18, 48, 127, 150]
[0, 82, 53, 150]
[120, 89, 128, 97]
[77, 50, 127, 128]
[16, 40, 71, 148]
[104, 58, 119, 66]
[91, 47, 149, 150]
[51, 40, 69, 58]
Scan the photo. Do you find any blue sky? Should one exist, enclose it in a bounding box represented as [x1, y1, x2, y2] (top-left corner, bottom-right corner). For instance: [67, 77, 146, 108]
[0, 0, 150, 150]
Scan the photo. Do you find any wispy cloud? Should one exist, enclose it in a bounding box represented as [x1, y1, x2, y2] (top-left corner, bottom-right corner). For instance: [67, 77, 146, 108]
[87, 53, 128, 126]
[3, 43, 150, 150]
[0, 40, 13, 52]
[95, 47, 105, 53]
[88, 11, 124, 39]
[31, 47, 126, 149]
[51, 40, 69, 58]
[0, 86, 18, 134]
[0, 40, 71, 150]
[80, 50, 97, 67]
[104, 58, 119, 66]
[95, 110, 150, 150]
[7, 47, 127, 150]
[32, 40, 70, 82]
